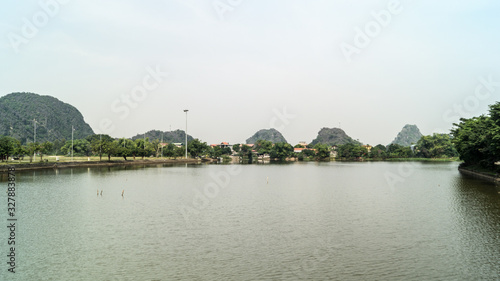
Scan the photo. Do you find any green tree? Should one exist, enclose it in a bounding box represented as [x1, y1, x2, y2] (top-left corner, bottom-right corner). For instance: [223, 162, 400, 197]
[415, 134, 457, 158]
[386, 143, 413, 158]
[314, 143, 330, 159]
[238, 144, 254, 162]
[151, 139, 161, 157]
[88, 134, 114, 161]
[302, 148, 316, 158]
[187, 139, 209, 158]
[221, 147, 232, 155]
[239, 144, 250, 156]
[61, 139, 91, 157]
[162, 143, 176, 158]
[297, 152, 305, 161]
[209, 146, 223, 158]
[338, 143, 368, 159]
[39, 141, 53, 161]
[26, 142, 40, 163]
[451, 112, 494, 168]
[0, 136, 21, 162]
[174, 146, 185, 159]
[369, 144, 387, 159]
[116, 138, 135, 160]
[17, 145, 28, 161]
[270, 142, 293, 161]
[103, 140, 118, 160]
[134, 139, 148, 159]
[232, 144, 240, 153]
[52, 139, 65, 155]
[254, 140, 273, 155]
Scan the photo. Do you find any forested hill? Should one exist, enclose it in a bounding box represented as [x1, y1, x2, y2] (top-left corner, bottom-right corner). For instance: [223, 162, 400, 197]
[246, 128, 287, 144]
[390, 124, 422, 146]
[131, 129, 193, 143]
[310, 127, 361, 146]
[0, 92, 94, 144]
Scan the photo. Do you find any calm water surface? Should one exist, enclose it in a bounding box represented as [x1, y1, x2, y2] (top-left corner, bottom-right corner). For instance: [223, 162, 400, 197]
[0, 162, 499, 280]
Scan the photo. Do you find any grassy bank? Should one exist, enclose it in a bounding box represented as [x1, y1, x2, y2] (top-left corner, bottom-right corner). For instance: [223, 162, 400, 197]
[0, 156, 200, 174]
[458, 165, 500, 183]
[0, 155, 187, 165]
[458, 164, 498, 177]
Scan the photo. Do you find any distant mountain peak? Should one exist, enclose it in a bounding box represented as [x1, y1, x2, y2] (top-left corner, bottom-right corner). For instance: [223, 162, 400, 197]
[390, 124, 422, 146]
[131, 129, 193, 143]
[310, 127, 361, 146]
[246, 128, 287, 144]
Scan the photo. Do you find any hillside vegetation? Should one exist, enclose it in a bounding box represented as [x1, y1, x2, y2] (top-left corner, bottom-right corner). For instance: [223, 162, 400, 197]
[0, 92, 94, 144]
[309, 127, 360, 146]
[390, 124, 422, 146]
[131, 129, 193, 144]
[246, 128, 287, 144]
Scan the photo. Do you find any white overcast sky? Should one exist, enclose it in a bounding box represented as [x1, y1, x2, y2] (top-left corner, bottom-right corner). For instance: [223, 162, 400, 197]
[1, 0, 500, 145]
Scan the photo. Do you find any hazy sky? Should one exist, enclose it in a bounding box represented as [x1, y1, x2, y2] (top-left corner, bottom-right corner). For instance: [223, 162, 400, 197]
[1, 0, 500, 145]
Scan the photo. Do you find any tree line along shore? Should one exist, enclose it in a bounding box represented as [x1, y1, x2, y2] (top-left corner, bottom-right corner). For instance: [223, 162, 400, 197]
[1, 131, 459, 166]
[451, 102, 500, 178]
[3, 97, 500, 182]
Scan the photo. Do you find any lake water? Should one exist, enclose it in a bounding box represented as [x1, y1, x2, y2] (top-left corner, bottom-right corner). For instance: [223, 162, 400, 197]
[1, 161, 499, 280]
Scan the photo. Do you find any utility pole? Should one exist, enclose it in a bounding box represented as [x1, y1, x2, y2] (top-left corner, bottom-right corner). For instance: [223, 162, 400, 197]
[161, 131, 163, 158]
[33, 119, 37, 161]
[71, 125, 74, 161]
[184, 109, 189, 159]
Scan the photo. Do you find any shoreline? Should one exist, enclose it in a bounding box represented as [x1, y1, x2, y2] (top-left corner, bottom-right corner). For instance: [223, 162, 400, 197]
[458, 166, 500, 183]
[0, 158, 201, 174]
[0, 157, 462, 174]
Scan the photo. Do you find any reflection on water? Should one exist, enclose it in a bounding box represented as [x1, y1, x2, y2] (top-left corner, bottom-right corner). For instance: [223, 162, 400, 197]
[450, 176, 500, 279]
[0, 162, 499, 280]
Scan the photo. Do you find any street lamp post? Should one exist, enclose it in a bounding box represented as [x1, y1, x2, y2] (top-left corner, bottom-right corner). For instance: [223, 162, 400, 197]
[184, 109, 188, 159]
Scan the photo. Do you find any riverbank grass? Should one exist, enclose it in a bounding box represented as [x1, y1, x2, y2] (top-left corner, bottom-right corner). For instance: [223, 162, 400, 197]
[0, 155, 179, 165]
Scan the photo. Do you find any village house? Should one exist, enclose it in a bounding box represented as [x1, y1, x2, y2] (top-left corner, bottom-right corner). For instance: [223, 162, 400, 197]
[298, 141, 308, 147]
[210, 142, 231, 149]
[294, 147, 306, 153]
